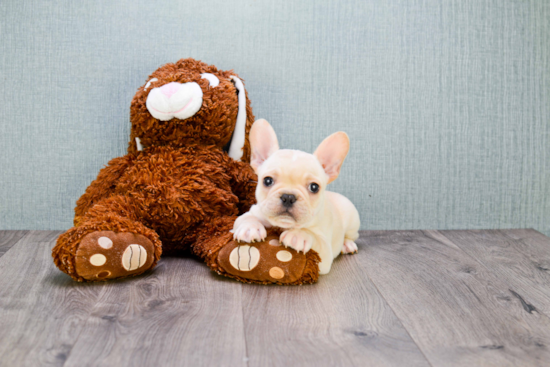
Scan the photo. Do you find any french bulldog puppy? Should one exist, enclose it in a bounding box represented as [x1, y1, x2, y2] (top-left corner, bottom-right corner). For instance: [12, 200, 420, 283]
[231, 119, 360, 274]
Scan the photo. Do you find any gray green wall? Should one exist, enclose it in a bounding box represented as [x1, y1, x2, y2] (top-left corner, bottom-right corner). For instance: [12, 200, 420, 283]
[1, 0, 549, 235]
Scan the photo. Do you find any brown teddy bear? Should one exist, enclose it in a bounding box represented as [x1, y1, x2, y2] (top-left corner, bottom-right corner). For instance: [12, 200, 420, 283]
[52, 58, 320, 285]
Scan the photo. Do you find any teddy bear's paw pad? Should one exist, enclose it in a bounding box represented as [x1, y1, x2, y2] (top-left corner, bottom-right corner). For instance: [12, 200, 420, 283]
[75, 231, 155, 281]
[218, 236, 307, 283]
[229, 245, 261, 271]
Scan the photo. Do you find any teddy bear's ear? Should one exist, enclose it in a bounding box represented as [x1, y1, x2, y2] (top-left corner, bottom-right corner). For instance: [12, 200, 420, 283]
[227, 76, 248, 161]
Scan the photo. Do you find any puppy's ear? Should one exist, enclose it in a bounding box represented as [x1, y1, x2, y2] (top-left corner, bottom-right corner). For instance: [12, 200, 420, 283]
[250, 119, 279, 172]
[314, 132, 350, 184]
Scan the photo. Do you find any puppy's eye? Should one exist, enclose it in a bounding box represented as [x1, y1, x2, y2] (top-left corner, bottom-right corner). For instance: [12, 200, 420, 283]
[200, 73, 220, 88]
[263, 177, 274, 187]
[309, 183, 320, 193]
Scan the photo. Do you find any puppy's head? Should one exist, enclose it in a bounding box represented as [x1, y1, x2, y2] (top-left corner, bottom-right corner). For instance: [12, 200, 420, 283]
[250, 119, 349, 228]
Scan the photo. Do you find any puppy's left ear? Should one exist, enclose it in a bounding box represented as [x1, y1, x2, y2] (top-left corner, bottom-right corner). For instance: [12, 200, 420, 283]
[314, 132, 350, 184]
[250, 119, 279, 172]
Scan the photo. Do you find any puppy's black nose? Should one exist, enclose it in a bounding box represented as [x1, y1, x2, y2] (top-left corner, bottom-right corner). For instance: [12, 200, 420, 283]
[280, 194, 297, 208]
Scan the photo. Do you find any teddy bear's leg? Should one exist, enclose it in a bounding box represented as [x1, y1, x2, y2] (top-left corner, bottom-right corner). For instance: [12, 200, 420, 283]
[52, 195, 162, 282]
[193, 216, 321, 285]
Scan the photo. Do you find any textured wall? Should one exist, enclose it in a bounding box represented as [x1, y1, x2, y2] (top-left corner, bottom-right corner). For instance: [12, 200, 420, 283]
[1, 0, 548, 235]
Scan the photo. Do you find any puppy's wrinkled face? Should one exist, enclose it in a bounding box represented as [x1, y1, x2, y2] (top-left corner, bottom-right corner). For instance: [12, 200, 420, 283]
[249, 119, 350, 229]
[255, 150, 327, 228]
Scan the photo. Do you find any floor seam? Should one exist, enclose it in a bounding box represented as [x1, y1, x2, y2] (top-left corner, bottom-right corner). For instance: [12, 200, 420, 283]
[240, 284, 250, 367]
[359, 236, 436, 367]
[0, 230, 30, 260]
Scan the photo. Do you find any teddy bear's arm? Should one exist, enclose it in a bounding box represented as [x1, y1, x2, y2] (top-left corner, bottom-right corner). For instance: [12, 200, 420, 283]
[227, 159, 258, 214]
[73, 155, 134, 225]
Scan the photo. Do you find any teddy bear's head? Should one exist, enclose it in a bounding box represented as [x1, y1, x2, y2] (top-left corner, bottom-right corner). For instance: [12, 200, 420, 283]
[129, 58, 255, 162]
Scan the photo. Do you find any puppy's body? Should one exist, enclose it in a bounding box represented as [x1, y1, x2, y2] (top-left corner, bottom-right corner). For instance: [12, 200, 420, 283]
[232, 121, 360, 274]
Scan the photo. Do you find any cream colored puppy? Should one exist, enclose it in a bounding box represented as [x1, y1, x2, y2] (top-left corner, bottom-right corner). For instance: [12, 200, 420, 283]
[232, 119, 360, 275]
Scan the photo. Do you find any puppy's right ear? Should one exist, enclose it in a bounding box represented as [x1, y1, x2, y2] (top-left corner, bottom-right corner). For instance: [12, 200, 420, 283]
[314, 132, 350, 184]
[250, 119, 279, 172]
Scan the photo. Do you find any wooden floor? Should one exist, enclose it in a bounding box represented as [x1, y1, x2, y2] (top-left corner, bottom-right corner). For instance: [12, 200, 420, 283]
[1, 230, 550, 367]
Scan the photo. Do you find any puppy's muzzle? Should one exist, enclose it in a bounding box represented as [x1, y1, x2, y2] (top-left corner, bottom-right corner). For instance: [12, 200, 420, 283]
[280, 194, 297, 208]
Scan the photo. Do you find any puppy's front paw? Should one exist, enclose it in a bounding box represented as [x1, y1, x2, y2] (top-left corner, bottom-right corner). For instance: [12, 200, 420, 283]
[342, 239, 358, 254]
[232, 219, 267, 243]
[280, 229, 314, 253]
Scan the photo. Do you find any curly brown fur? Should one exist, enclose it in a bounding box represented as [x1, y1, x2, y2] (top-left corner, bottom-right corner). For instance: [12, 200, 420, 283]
[74, 155, 136, 225]
[127, 58, 254, 162]
[52, 58, 319, 284]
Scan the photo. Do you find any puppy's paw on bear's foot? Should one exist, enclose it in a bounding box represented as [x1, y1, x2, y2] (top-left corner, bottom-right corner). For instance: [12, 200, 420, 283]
[280, 229, 314, 253]
[74, 231, 156, 281]
[232, 220, 267, 243]
[217, 235, 320, 285]
[342, 239, 358, 254]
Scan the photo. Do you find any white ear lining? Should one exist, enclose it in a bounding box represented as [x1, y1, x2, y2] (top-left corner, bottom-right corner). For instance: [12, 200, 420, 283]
[227, 76, 247, 161]
[135, 137, 143, 151]
[143, 78, 157, 91]
[200, 73, 220, 87]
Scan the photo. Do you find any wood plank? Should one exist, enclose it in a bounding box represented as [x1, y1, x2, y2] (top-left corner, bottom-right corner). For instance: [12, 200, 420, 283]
[241, 248, 431, 367]
[63, 257, 247, 367]
[0, 230, 105, 366]
[4, 229, 550, 366]
[501, 229, 550, 276]
[438, 229, 550, 315]
[0, 230, 28, 257]
[502, 228, 550, 252]
[359, 230, 550, 367]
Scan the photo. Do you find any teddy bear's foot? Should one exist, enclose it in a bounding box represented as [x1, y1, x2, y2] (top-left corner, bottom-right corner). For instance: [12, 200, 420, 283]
[216, 234, 321, 285]
[73, 231, 156, 281]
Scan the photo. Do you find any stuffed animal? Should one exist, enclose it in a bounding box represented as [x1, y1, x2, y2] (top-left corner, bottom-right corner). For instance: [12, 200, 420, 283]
[52, 58, 320, 285]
